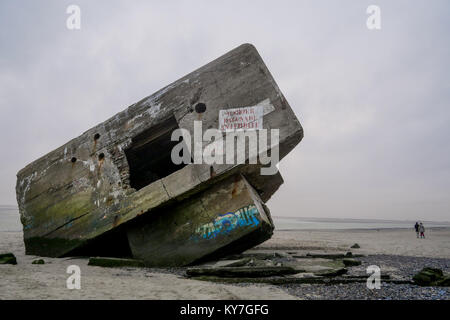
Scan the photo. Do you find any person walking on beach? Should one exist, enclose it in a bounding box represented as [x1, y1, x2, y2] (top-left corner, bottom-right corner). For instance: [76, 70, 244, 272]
[414, 222, 420, 238]
[419, 222, 425, 239]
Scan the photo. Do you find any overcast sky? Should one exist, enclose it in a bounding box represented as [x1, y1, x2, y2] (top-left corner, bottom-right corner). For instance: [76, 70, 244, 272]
[1, 1, 449, 221]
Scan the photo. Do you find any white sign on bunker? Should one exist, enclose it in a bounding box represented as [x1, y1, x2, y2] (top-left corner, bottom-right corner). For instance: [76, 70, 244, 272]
[219, 106, 264, 132]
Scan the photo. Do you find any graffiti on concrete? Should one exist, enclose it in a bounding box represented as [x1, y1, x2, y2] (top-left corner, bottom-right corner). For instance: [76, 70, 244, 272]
[191, 205, 261, 241]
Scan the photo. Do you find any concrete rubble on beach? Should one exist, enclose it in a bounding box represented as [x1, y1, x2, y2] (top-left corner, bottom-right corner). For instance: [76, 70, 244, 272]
[15, 43, 304, 267]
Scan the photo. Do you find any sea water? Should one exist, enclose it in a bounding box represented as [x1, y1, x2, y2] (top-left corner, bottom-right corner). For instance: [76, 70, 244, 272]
[272, 216, 450, 230]
[0, 205, 21, 232]
[1, 205, 449, 232]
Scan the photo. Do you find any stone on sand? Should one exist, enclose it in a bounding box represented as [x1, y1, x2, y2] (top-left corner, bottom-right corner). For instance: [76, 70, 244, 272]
[412, 267, 449, 286]
[32, 259, 45, 264]
[0, 253, 17, 265]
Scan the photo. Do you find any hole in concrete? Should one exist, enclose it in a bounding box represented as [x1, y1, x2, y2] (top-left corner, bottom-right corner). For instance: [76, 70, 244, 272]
[94, 133, 100, 140]
[71, 157, 77, 163]
[125, 116, 189, 191]
[195, 103, 206, 113]
[98, 153, 105, 161]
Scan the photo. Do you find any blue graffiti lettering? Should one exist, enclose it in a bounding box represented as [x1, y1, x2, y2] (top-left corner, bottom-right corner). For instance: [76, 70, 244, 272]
[190, 205, 261, 242]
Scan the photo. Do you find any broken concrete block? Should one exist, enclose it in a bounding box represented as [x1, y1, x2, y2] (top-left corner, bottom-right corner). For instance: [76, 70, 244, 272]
[188, 274, 408, 285]
[351, 243, 360, 248]
[0, 253, 17, 265]
[222, 252, 284, 260]
[127, 174, 274, 266]
[88, 257, 145, 268]
[286, 257, 346, 273]
[15, 43, 303, 266]
[212, 258, 252, 268]
[186, 266, 298, 278]
[304, 253, 351, 259]
[314, 268, 348, 277]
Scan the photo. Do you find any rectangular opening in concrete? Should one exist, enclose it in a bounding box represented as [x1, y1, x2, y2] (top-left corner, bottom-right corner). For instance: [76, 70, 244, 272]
[125, 116, 188, 190]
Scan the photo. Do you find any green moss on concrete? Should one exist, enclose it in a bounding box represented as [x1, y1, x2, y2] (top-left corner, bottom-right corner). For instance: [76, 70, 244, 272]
[0, 253, 17, 265]
[25, 190, 94, 234]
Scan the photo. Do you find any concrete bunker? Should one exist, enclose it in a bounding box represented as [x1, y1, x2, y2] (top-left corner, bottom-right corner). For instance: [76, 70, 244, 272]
[16, 44, 304, 266]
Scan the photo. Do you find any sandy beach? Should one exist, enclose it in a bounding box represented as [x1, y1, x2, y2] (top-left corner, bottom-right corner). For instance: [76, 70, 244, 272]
[261, 227, 450, 259]
[1, 228, 449, 300]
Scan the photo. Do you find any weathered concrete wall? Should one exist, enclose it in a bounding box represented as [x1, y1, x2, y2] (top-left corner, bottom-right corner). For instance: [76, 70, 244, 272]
[126, 174, 273, 267]
[16, 43, 303, 257]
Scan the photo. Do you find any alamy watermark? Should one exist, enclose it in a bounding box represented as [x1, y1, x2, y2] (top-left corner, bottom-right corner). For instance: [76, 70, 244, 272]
[66, 265, 81, 289]
[366, 265, 381, 289]
[66, 5, 81, 30]
[65, 5, 381, 31]
[366, 5, 381, 30]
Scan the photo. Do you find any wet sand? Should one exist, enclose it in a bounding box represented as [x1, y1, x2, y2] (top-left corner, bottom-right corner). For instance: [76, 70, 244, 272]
[259, 227, 450, 259]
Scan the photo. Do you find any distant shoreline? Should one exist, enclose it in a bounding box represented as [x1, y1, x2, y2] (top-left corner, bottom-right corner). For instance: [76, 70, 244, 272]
[272, 216, 450, 224]
[275, 226, 450, 232]
[3, 226, 450, 233]
[1, 205, 449, 223]
[2, 207, 450, 233]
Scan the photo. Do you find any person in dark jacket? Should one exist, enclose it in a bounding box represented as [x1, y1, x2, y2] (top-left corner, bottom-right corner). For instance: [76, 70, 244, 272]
[414, 222, 420, 238]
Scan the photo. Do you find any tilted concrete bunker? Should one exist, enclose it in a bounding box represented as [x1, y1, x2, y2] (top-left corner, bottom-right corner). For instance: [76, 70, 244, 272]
[16, 44, 304, 266]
